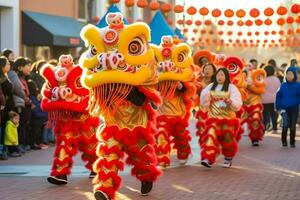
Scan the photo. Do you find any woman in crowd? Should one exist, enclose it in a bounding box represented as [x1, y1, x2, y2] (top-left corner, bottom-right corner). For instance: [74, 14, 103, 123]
[0, 56, 13, 159]
[262, 65, 281, 132]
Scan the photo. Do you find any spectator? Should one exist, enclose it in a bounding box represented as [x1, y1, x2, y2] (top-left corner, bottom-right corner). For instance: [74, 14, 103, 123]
[290, 59, 298, 67]
[2, 49, 15, 63]
[12, 57, 32, 152]
[268, 59, 277, 68]
[262, 65, 281, 132]
[48, 59, 58, 66]
[4, 111, 21, 157]
[28, 77, 47, 149]
[249, 59, 258, 69]
[277, 63, 288, 83]
[0, 56, 13, 160]
[31, 60, 46, 92]
[275, 66, 300, 148]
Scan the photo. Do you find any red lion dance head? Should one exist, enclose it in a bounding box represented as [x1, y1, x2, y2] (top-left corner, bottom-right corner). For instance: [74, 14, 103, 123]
[41, 54, 89, 122]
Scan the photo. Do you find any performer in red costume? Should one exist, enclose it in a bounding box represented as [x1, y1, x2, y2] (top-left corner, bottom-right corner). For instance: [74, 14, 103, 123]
[243, 68, 266, 146]
[41, 54, 99, 185]
[80, 13, 161, 200]
[200, 68, 242, 168]
[151, 35, 196, 168]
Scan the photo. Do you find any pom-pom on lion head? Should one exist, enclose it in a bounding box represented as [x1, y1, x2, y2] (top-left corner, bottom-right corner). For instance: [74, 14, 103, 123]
[40, 54, 89, 121]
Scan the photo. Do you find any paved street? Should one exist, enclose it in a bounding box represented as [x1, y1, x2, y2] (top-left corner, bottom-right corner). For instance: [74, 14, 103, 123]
[1, 119, 300, 200]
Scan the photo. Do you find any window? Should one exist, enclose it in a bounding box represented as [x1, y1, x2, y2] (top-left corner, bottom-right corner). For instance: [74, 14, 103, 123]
[78, 0, 87, 20]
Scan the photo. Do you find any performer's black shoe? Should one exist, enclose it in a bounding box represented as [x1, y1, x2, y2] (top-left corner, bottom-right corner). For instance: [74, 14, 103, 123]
[94, 191, 111, 200]
[290, 144, 296, 148]
[89, 171, 97, 178]
[47, 174, 68, 185]
[252, 140, 259, 146]
[201, 159, 212, 168]
[141, 181, 153, 196]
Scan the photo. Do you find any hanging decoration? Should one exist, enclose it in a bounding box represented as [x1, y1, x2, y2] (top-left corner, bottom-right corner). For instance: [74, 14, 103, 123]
[187, 6, 197, 15]
[174, 5, 184, 13]
[137, 0, 148, 8]
[149, 0, 160, 11]
[224, 9, 234, 18]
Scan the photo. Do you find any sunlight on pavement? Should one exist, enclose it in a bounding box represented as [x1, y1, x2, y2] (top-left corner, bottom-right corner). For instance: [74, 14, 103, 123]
[172, 184, 194, 193]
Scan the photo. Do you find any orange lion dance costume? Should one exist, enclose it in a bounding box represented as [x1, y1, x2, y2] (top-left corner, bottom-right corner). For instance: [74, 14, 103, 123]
[200, 68, 242, 168]
[151, 35, 195, 167]
[80, 13, 161, 200]
[243, 69, 266, 146]
[41, 55, 99, 185]
[193, 51, 216, 146]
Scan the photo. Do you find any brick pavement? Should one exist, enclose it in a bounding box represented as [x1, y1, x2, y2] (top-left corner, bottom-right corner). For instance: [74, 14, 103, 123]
[0, 120, 300, 200]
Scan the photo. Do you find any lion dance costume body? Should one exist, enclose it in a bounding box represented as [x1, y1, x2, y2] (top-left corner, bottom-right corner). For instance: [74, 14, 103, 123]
[80, 13, 161, 200]
[243, 69, 266, 146]
[193, 51, 216, 146]
[151, 36, 195, 167]
[223, 57, 248, 141]
[41, 55, 99, 185]
[200, 68, 243, 168]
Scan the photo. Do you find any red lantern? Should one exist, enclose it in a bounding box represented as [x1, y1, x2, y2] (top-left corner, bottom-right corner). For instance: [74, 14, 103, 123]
[125, 0, 134, 7]
[149, 0, 160, 11]
[187, 6, 197, 15]
[218, 20, 225, 25]
[236, 9, 246, 18]
[174, 5, 184, 13]
[271, 40, 275, 43]
[218, 31, 224, 35]
[277, 6, 287, 15]
[177, 19, 183, 25]
[296, 16, 300, 24]
[250, 8, 260, 18]
[229, 39, 233, 43]
[224, 9, 234, 18]
[161, 3, 171, 13]
[271, 30, 277, 35]
[137, 0, 148, 8]
[183, 28, 188, 33]
[264, 7, 274, 16]
[212, 8, 221, 17]
[111, 0, 120, 3]
[264, 39, 268, 43]
[286, 16, 294, 24]
[245, 20, 253, 26]
[238, 31, 243, 36]
[194, 20, 201, 26]
[287, 29, 294, 35]
[227, 31, 233, 36]
[192, 29, 198, 34]
[277, 18, 285, 26]
[227, 20, 234, 26]
[255, 31, 260, 36]
[237, 20, 244, 26]
[204, 20, 212, 26]
[247, 32, 252, 36]
[201, 29, 206, 34]
[250, 39, 254, 43]
[264, 31, 269, 36]
[264, 19, 272, 26]
[279, 30, 285, 35]
[185, 19, 193, 26]
[296, 28, 300, 34]
[199, 7, 209, 16]
[167, 19, 173, 26]
[291, 4, 300, 14]
[255, 19, 263, 26]
[243, 39, 247, 43]
[256, 39, 260, 43]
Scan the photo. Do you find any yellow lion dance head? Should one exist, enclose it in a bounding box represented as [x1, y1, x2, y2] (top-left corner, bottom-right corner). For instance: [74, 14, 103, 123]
[79, 12, 158, 115]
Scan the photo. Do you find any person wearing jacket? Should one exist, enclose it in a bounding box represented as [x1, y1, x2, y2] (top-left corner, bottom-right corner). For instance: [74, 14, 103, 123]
[11, 57, 32, 152]
[28, 78, 47, 150]
[275, 66, 300, 148]
[262, 65, 281, 132]
[0, 56, 13, 160]
[4, 111, 21, 157]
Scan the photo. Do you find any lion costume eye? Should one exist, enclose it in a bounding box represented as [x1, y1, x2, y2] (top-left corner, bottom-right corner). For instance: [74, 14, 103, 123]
[178, 52, 187, 62]
[128, 37, 146, 56]
[90, 45, 97, 56]
[227, 63, 238, 74]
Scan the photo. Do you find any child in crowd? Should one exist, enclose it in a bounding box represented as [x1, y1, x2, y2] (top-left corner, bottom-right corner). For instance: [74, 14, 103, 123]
[4, 111, 21, 157]
[275, 66, 300, 148]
